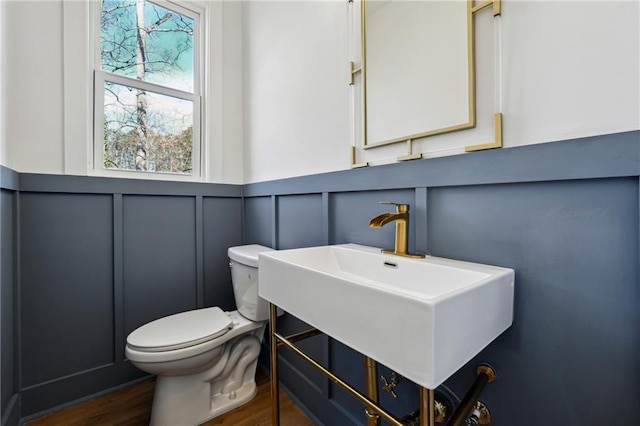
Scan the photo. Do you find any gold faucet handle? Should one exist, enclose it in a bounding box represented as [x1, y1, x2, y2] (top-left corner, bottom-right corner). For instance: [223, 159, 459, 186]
[380, 201, 408, 212]
[380, 372, 403, 398]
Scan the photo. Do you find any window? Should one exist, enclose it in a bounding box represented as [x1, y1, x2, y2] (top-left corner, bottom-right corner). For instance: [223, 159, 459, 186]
[94, 0, 201, 177]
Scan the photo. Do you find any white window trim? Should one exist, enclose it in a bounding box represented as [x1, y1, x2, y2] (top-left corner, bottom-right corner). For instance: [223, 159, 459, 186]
[63, 0, 216, 183]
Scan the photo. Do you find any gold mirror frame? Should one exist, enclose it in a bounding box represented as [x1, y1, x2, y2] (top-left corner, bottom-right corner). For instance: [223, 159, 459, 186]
[350, 0, 503, 167]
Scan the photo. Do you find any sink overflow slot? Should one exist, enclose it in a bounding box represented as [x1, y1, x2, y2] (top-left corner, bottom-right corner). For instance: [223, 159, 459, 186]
[383, 261, 398, 268]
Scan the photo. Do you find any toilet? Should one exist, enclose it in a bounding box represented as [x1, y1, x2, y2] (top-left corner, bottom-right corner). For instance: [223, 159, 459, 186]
[125, 244, 275, 426]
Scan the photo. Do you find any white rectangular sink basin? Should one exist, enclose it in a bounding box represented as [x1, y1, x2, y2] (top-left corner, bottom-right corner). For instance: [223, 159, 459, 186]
[259, 244, 514, 389]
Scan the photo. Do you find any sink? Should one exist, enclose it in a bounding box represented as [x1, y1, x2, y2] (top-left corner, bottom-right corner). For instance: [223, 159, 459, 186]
[258, 244, 514, 389]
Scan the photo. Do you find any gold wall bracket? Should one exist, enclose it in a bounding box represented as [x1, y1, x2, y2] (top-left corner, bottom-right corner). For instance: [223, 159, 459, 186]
[472, 0, 501, 16]
[464, 112, 502, 152]
[349, 61, 362, 86]
[351, 146, 369, 168]
[397, 139, 423, 162]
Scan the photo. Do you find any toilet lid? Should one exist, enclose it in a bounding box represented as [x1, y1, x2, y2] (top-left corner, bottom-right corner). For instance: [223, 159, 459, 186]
[127, 307, 233, 352]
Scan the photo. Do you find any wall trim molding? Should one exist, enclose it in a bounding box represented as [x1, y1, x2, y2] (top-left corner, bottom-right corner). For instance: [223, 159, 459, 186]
[19, 362, 116, 392]
[18, 373, 152, 425]
[2, 131, 638, 196]
[17, 173, 241, 197]
[244, 131, 640, 196]
[19, 360, 145, 417]
[0, 166, 19, 191]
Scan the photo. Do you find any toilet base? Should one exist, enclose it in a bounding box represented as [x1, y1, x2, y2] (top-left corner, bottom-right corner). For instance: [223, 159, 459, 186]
[150, 378, 258, 426]
[148, 333, 263, 426]
[209, 379, 258, 419]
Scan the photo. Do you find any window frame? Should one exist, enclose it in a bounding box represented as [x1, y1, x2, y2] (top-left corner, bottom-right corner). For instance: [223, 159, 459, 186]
[92, 0, 204, 181]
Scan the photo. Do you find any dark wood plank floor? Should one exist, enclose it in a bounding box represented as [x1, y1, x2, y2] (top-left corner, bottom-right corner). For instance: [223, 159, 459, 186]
[27, 372, 314, 426]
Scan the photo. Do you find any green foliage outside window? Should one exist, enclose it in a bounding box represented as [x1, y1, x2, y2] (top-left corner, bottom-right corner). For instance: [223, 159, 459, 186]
[100, 0, 196, 175]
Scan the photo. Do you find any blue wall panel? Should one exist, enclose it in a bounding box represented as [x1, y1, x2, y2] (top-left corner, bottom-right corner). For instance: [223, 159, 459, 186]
[202, 197, 242, 310]
[428, 178, 639, 425]
[277, 194, 324, 250]
[244, 197, 273, 247]
[20, 193, 115, 388]
[330, 190, 416, 250]
[1, 190, 16, 420]
[122, 195, 198, 334]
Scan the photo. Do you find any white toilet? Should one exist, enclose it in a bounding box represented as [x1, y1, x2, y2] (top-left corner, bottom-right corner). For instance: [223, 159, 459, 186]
[125, 244, 275, 426]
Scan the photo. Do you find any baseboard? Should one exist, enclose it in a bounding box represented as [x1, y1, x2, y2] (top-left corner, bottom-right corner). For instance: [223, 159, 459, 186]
[1, 394, 20, 426]
[19, 372, 152, 424]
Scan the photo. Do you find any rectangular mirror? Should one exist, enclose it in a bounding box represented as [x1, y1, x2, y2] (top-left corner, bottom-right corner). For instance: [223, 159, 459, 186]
[362, 0, 474, 147]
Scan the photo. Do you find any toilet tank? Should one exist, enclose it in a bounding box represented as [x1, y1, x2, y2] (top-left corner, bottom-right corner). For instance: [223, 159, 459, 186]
[228, 245, 275, 321]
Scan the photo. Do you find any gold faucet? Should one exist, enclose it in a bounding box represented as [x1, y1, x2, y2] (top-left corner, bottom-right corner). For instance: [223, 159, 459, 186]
[369, 201, 425, 258]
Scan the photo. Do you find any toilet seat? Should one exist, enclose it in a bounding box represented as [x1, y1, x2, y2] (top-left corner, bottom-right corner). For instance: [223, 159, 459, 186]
[127, 307, 233, 352]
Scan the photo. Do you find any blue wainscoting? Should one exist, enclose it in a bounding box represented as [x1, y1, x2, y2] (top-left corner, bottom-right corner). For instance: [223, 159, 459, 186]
[428, 179, 639, 424]
[0, 172, 243, 422]
[1, 173, 20, 426]
[244, 131, 640, 425]
[0, 130, 638, 425]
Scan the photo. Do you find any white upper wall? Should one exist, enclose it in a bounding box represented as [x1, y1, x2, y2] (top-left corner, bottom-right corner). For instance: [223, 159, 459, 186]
[242, 1, 352, 183]
[503, 0, 639, 144]
[3, 0, 65, 173]
[0, 0, 6, 168]
[242, 0, 639, 183]
[1, 0, 245, 184]
[1, 1, 638, 183]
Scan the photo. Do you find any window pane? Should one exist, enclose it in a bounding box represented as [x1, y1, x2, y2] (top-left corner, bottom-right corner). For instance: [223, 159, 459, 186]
[103, 81, 194, 175]
[101, 0, 194, 92]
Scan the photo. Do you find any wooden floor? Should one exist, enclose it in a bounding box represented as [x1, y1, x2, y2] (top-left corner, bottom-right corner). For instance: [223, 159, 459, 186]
[27, 372, 314, 426]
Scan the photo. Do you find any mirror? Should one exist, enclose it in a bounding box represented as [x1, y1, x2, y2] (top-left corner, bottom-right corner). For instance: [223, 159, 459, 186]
[362, 0, 474, 148]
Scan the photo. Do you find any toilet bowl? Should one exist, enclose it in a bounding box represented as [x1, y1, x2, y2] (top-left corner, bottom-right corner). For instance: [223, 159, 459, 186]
[125, 245, 275, 426]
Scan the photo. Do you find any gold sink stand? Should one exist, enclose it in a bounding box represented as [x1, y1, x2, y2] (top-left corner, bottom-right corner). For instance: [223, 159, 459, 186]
[269, 304, 436, 426]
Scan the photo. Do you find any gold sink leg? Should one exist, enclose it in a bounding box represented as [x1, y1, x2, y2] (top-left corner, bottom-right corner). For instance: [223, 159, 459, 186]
[364, 356, 380, 426]
[269, 303, 280, 426]
[420, 387, 436, 426]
